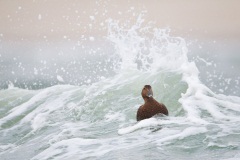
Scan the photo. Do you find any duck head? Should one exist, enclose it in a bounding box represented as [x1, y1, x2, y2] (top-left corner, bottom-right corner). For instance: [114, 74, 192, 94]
[141, 85, 153, 100]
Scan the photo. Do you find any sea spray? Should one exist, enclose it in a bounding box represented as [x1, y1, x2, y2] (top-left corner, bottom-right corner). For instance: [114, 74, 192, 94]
[0, 14, 240, 160]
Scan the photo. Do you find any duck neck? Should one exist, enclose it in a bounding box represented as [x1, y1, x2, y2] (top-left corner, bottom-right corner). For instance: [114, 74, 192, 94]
[143, 96, 154, 103]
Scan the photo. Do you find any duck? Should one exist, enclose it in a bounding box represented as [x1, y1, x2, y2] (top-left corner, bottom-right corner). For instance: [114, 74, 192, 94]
[136, 85, 168, 121]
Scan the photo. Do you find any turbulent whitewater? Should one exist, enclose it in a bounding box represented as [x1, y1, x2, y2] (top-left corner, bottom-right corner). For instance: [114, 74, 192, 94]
[0, 16, 240, 160]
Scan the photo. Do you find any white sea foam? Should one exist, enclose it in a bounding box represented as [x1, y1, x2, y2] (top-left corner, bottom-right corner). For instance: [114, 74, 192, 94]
[31, 138, 111, 160]
[156, 126, 207, 145]
[57, 75, 64, 82]
[118, 118, 161, 135]
[0, 143, 15, 151]
[0, 85, 75, 129]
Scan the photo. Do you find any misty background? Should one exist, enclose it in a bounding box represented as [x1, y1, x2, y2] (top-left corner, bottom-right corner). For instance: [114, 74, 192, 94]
[0, 0, 240, 95]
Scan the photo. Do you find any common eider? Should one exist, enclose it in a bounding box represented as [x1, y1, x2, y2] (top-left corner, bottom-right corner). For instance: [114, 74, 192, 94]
[136, 85, 168, 121]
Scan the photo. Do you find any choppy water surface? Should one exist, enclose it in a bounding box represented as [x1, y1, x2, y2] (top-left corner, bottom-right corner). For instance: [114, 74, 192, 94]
[0, 15, 240, 160]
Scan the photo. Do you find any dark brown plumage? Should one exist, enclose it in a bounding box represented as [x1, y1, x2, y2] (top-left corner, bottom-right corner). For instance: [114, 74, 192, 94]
[136, 85, 168, 121]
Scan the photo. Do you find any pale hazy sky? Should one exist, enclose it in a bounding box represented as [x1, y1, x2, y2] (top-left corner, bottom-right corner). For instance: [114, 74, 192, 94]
[0, 0, 240, 41]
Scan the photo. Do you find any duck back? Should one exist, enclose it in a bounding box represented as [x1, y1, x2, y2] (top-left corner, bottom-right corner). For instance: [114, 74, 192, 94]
[136, 97, 168, 121]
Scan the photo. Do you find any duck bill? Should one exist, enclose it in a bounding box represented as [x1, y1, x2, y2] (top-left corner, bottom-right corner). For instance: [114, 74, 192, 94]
[147, 94, 153, 97]
[147, 91, 153, 97]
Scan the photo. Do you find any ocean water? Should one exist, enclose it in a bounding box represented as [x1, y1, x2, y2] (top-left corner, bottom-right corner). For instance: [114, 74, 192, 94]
[1, 16, 240, 160]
